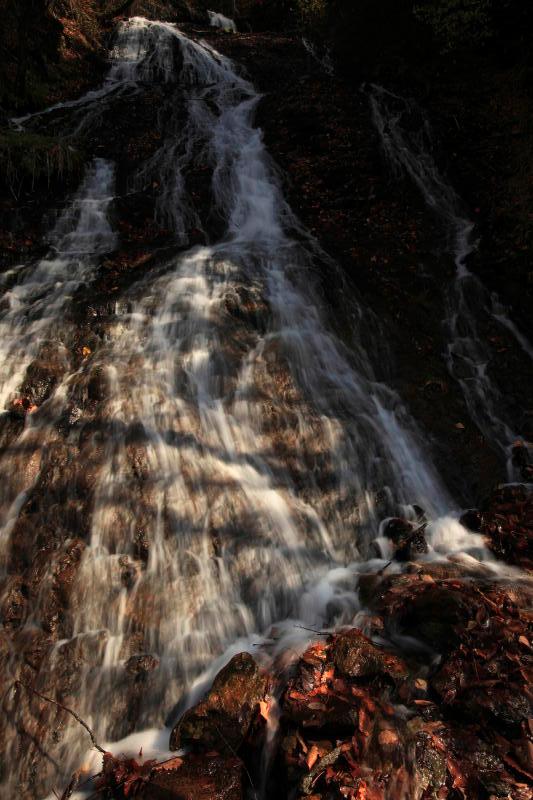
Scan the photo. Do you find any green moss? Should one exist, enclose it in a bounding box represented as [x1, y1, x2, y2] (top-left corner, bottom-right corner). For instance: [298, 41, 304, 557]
[0, 131, 85, 198]
[414, 0, 492, 53]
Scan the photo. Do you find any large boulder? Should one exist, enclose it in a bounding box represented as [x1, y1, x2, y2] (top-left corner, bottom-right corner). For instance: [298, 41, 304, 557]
[145, 755, 243, 800]
[463, 483, 533, 569]
[169, 652, 269, 753]
[331, 628, 408, 682]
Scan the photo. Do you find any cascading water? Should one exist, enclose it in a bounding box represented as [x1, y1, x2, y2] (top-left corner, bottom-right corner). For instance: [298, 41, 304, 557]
[208, 10, 238, 33]
[0, 158, 116, 565]
[368, 85, 533, 479]
[0, 158, 116, 412]
[1, 20, 519, 800]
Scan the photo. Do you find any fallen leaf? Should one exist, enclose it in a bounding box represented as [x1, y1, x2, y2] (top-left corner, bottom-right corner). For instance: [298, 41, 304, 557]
[306, 745, 319, 770]
[378, 729, 399, 747]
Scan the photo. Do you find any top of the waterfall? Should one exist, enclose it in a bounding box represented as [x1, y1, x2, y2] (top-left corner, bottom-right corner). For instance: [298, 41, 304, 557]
[208, 11, 237, 33]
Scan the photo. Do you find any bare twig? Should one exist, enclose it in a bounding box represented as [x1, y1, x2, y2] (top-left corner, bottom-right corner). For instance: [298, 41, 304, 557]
[14, 681, 106, 754]
[294, 624, 329, 635]
[213, 723, 258, 800]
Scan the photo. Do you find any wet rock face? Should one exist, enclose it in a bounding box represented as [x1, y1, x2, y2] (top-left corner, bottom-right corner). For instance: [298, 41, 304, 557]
[382, 516, 429, 561]
[382, 517, 413, 543]
[394, 584, 472, 650]
[20, 351, 68, 406]
[331, 628, 408, 682]
[1, 578, 27, 631]
[275, 571, 533, 799]
[145, 755, 244, 800]
[476, 483, 533, 569]
[125, 653, 159, 676]
[169, 652, 269, 754]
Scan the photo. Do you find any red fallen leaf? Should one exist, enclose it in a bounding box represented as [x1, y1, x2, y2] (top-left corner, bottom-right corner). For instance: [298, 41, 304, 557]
[358, 707, 371, 737]
[296, 731, 308, 754]
[306, 745, 319, 770]
[94, 754, 158, 795]
[288, 689, 308, 701]
[302, 642, 328, 663]
[322, 666, 335, 683]
[420, 722, 446, 733]
[355, 783, 368, 799]
[312, 684, 330, 696]
[351, 687, 377, 713]
[153, 756, 183, 772]
[258, 700, 270, 721]
[446, 757, 467, 790]
[378, 729, 399, 747]
[343, 748, 360, 774]
[12, 397, 38, 413]
[427, 733, 447, 753]
[503, 753, 533, 782]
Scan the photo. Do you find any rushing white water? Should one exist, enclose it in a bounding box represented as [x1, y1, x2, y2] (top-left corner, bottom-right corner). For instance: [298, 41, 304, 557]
[64, 21, 444, 735]
[491, 293, 533, 363]
[208, 10, 237, 32]
[3, 21, 520, 800]
[369, 84, 532, 478]
[0, 158, 116, 570]
[302, 36, 335, 76]
[12, 16, 178, 135]
[0, 159, 115, 412]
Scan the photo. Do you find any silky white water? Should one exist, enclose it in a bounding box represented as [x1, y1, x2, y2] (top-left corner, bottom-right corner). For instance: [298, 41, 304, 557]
[0, 158, 116, 571]
[1, 21, 526, 799]
[208, 10, 237, 32]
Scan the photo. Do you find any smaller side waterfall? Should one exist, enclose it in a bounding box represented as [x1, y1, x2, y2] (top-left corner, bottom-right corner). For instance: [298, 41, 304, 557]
[208, 11, 238, 32]
[0, 158, 116, 413]
[369, 84, 532, 478]
[0, 158, 116, 564]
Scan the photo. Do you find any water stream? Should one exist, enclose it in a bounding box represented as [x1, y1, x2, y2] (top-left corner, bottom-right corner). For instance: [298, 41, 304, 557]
[0, 20, 526, 799]
[369, 84, 533, 478]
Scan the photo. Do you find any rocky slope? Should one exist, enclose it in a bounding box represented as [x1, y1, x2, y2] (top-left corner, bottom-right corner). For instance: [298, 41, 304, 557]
[0, 6, 532, 800]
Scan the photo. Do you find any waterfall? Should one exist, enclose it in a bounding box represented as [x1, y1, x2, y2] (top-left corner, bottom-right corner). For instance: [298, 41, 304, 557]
[208, 10, 238, 33]
[369, 84, 533, 479]
[0, 158, 116, 567]
[1, 21, 508, 799]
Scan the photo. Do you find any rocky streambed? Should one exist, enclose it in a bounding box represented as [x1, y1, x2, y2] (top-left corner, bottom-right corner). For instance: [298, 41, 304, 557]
[55, 524, 533, 799]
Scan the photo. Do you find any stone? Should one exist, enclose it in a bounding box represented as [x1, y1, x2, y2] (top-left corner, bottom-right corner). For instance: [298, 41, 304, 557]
[331, 629, 408, 682]
[1, 578, 27, 630]
[20, 353, 66, 405]
[395, 528, 429, 561]
[396, 585, 472, 649]
[169, 652, 269, 753]
[460, 509, 483, 532]
[125, 653, 159, 675]
[146, 756, 243, 800]
[382, 517, 414, 543]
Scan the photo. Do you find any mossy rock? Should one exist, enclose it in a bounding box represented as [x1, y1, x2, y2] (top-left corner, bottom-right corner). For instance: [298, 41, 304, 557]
[0, 130, 85, 197]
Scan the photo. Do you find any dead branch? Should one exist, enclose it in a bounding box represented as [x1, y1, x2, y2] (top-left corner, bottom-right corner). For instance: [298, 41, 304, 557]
[14, 681, 107, 754]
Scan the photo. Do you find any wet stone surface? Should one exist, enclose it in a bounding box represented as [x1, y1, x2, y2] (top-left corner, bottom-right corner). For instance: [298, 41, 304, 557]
[169, 652, 270, 754]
